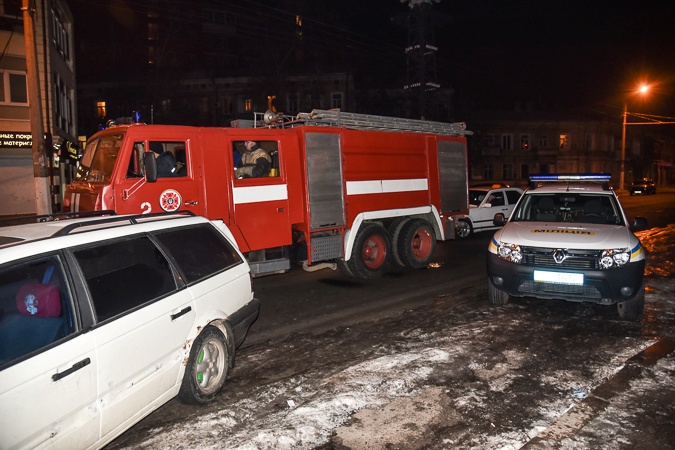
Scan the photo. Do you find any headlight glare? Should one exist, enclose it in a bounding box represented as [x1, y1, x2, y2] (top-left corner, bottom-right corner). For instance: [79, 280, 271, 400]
[600, 248, 630, 269]
[498, 242, 522, 263]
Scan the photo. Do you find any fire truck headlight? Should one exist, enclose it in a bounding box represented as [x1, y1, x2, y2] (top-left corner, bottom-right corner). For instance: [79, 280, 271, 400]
[498, 242, 522, 263]
[600, 248, 630, 269]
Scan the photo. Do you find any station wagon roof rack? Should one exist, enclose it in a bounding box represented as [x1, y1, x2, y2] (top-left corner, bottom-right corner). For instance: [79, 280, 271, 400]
[528, 173, 612, 191]
[253, 109, 472, 137]
[0, 210, 117, 227]
[51, 210, 196, 237]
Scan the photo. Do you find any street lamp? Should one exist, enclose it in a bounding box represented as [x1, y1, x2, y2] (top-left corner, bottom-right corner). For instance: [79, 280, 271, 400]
[619, 84, 650, 191]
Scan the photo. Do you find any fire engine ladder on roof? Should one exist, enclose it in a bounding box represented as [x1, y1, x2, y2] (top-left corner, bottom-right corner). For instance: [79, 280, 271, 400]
[266, 109, 472, 136]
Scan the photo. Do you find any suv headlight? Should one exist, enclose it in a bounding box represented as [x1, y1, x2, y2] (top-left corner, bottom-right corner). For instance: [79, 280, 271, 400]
[599, 248, 630, 269]
[497, 242, 522, 263]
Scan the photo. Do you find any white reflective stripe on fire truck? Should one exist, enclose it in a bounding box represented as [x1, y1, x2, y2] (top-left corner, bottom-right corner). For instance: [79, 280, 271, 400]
[232, 184, 288, 204]
[346, 178, 428, 196]
[70, 193, 80, 212]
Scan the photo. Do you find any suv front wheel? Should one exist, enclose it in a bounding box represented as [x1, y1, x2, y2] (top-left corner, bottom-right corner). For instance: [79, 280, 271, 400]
[617, 284, 645, 321]
[488, 280, 510, 305]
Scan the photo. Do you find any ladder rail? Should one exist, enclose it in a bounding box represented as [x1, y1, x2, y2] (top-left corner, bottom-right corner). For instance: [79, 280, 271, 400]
[253, 109, 472, 136]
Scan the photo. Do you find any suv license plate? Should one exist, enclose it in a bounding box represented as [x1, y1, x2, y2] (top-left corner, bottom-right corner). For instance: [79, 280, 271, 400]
[534, 270, 584, 285]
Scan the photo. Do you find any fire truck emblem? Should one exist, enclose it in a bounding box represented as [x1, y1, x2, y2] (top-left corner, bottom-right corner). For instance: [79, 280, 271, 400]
[159, 189, 182, 212]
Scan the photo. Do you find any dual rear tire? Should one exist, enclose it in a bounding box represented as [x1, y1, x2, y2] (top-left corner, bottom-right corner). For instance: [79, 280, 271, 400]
[343, 219, 436, 279]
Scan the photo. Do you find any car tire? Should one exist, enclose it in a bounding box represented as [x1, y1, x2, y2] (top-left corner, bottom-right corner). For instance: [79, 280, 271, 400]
[617, 283, 645, 321]
[397, 219, 436, 269]
[388, 217, 413, 267]
[346, 223, 392, 279]
[457, 219, 473, 239]
[178, 325, 229, 405]
[488, 279, 509, 306]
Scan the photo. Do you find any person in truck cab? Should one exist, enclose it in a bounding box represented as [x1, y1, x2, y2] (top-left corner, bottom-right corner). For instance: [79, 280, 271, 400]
[150, 142, 181, 177]
[234, 140, 271, 178]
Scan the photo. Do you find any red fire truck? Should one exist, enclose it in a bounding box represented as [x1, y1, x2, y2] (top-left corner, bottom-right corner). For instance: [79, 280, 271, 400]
[64, 109, 470, 278]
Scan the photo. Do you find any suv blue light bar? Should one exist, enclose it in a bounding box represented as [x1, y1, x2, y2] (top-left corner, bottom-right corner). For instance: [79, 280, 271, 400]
[530, 173, 612, 182]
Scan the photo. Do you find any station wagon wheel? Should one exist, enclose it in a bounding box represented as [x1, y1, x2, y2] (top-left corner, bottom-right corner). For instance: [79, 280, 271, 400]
[397, 219, 436, 269]
[178, 326, 229, 404]
[456, 219, 472, 239]
[346, 223, 392, 279]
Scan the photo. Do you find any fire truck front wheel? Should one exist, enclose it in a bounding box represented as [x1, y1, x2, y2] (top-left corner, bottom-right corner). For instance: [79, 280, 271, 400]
[347, 223, 393, 279]
[397, 219, 436, 269]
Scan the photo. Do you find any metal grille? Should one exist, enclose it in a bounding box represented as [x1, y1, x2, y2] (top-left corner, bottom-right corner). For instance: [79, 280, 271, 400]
[518, 280, 601, 298]
[521, 247, 600, 269]
[310, 234, 343, 262]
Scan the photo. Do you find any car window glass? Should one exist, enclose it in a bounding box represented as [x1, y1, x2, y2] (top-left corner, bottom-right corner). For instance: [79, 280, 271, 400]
[0, 255, 75, 365]
[154, 224, 242, 284]
[73, 236, 177, 322]
[487, 192, 505, 206]
[505, 190, 521, 205]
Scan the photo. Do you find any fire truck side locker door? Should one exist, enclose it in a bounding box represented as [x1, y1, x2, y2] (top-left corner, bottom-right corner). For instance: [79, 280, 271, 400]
[304, 132, 345, 263]
[437, 139, 469, 214]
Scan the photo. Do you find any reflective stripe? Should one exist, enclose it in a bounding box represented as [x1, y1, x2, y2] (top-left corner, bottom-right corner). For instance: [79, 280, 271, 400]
[233, 184, 288, 204]
[346, 178, 428, 196]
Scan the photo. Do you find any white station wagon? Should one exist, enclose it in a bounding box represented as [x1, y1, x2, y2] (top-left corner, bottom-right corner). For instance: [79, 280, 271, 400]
[0, 212, 259, 449]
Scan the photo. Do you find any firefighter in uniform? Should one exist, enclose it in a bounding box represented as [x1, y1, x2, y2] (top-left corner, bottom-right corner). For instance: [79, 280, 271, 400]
[235, 140, 271, 178]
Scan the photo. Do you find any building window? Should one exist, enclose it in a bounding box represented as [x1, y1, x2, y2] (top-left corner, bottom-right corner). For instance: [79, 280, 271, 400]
[559, 134, 569, 150]
[485, 134, 496, 147]
[520, 134, 530, 150]
[503, 163, 513, 180]
[331, 92, 344, 109]
[245, 98, 252, 111]
[484, 164, 493, 180]
[51, 7, 70, 61]
[539, 135, 548, 148]
[585, 133, 594, 150]
[501, 134, 512, 151]
[53, 73, 73, 133]
[97, 101, 106, 119]
[286, 93, 299, 113]
[1, 0, 21, 17]
[0, 71, 28, 104]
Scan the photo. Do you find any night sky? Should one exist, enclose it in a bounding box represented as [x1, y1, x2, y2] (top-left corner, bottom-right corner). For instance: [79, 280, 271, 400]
[67, 0, 675, 117]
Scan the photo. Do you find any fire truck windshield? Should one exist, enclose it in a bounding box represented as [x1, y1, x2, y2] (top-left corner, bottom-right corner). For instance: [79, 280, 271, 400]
[76, 134, 123, 182]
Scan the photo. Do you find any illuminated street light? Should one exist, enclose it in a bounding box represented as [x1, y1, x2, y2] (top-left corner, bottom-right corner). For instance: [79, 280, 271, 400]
[619, 84, 650, 191]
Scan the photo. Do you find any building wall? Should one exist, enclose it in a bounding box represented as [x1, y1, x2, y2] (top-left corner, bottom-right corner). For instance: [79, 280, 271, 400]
[0, 0, 77, 215]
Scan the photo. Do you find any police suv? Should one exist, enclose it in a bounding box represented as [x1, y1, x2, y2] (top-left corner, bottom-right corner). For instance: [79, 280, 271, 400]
[486, 174, 647, 320]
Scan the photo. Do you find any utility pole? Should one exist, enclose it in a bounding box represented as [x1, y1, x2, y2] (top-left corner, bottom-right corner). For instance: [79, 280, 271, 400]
[22, 0, 51, 214]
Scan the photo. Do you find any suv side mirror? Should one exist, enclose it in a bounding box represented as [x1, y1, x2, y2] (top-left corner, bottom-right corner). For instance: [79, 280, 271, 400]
[493, 213, 507, 226]
[631, 217, 648, 231]
[143, 152, 157, 182]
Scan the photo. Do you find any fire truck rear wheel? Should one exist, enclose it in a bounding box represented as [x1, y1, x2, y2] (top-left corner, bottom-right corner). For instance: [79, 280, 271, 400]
[347, 223, 393, 279]
[388, 217, 413, 267]
[397, 219, 436, 269]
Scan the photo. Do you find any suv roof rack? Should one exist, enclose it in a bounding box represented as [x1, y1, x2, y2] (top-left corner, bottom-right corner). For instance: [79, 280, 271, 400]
[528, 173, 612, 191]
[51, 210, 196, 237]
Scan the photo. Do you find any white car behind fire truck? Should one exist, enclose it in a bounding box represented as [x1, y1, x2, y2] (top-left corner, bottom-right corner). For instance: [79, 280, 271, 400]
[486, 174, 647, 320]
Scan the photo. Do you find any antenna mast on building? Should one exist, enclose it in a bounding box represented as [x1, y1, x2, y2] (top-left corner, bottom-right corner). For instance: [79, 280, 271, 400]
[402, 0, 440, 120]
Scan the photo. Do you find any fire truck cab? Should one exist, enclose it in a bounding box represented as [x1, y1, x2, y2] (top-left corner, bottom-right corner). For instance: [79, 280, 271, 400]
[64, 110, 471, 278]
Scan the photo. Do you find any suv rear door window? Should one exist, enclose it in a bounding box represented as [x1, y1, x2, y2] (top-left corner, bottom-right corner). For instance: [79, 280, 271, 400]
[73, 236, 177, 322]
[153, 224, 242, 284]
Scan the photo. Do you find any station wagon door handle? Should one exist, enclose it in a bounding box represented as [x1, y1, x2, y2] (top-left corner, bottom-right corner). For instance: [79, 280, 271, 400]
[52, 357, 91, 382]
[171, 306, 192, 321]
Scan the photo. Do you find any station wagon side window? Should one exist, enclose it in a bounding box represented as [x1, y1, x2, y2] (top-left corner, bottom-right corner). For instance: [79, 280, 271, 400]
[153, 224, 242, 284]
[72, 236, 178, 322]
[0, 255, 75, 365]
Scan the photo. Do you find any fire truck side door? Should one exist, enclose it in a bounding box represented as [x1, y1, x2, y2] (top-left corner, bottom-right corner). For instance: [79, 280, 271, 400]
[231, 140, 291, 251]
[114, 136, 205, 216]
